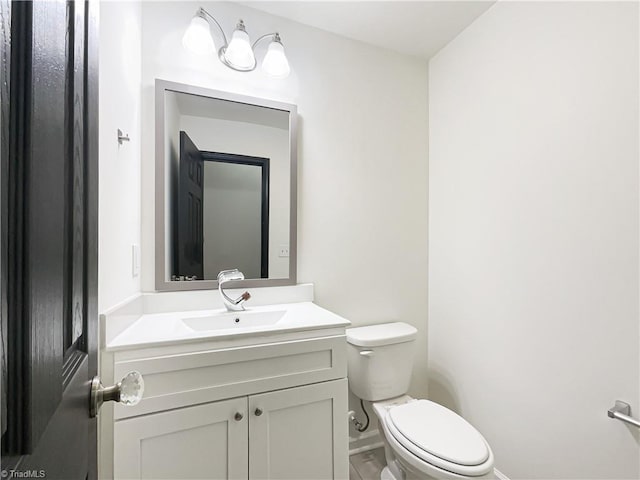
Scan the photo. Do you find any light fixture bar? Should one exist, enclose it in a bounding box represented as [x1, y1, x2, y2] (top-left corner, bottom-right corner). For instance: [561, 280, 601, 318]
[252, 32, 279, 49]
[198, 7, 229, 47]
[184, 7, 291, 77]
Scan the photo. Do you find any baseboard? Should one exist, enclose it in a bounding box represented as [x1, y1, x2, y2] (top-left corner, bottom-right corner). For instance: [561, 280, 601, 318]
[349, 428, 383, 455]
[494, 468, 510, 480]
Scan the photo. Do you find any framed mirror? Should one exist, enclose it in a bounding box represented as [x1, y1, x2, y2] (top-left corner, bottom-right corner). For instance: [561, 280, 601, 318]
[155, 80, 297, 291]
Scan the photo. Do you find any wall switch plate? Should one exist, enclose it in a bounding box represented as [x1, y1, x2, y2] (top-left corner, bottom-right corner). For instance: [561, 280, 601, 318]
[279, 245, 290, 258]
[132, 244, 140, 277]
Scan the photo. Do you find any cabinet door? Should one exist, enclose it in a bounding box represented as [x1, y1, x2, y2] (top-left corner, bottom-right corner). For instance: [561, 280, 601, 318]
[249, 379, 349, 480]
[114, 397, 248, 479]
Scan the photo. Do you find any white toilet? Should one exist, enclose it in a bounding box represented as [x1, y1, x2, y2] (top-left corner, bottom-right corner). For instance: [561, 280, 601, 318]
[346, 323, 495, 480]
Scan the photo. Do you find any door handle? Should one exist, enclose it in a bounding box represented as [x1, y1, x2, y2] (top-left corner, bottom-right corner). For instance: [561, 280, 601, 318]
[90, 371, 144, 418]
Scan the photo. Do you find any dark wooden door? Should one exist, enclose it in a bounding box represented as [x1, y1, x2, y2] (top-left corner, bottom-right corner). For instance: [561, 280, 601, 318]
[177, 131, 204, 279]
[1, 0, 99, 478]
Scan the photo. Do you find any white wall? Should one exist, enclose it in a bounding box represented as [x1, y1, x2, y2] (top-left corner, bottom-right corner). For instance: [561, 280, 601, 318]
[139, 1, 429, 408]
[98, 1, 142, 312]
[428, 2, 639, 478]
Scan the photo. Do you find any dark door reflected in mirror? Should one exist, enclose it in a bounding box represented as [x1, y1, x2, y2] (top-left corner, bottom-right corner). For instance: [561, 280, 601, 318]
[162, 88, 291, 285]
[176, 131, 269, 280]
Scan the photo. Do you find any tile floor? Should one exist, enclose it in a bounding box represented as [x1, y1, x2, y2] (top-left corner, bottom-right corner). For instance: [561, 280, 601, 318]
[349, 447, 386, 480]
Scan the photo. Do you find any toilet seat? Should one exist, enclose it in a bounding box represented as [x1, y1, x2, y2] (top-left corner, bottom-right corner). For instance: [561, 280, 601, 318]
[381, 400, 494, 477]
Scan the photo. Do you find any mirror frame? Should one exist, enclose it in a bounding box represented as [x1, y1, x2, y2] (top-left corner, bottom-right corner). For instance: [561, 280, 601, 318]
[154, 79, 298, 291]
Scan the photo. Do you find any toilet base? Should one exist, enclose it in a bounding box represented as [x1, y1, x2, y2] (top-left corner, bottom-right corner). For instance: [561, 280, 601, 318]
[381, 466, 396, 480]
[380, 459, 406, 480]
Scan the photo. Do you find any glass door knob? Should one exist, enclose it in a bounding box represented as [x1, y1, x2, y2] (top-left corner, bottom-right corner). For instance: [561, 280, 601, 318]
[90, 371, 144, 418]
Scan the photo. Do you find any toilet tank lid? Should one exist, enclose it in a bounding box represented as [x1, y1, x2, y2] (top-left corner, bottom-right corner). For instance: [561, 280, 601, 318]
[346, 322, 417, 347]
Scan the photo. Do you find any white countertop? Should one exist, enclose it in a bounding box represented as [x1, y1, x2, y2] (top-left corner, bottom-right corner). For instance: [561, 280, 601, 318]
[106, 301, 351, 351]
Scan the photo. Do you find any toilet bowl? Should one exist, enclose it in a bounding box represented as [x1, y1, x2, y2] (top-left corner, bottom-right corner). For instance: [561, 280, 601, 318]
[346, 323, 495, 480]
[373, 396, 494, 479]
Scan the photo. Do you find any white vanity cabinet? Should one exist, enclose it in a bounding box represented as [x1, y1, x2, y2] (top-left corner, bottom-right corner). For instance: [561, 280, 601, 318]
[115, 397, 249, 479]
[104, 332, 349, 480]
[249, 379, 347, 479]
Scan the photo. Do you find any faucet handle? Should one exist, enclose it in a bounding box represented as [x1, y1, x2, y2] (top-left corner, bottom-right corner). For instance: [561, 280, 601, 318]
[217, 269, 243, 282]
[217, 268, 238, 278]
[219, 268, 239, 275]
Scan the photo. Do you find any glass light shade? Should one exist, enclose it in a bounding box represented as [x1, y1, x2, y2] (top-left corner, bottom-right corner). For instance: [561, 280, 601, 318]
[224, 28, 255, 70]
[262, 40, 290, 78]
[182, 15, 215, 55]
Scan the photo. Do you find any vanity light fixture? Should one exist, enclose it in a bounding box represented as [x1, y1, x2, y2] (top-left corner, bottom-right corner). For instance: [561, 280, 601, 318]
[183, 7, 291, 78]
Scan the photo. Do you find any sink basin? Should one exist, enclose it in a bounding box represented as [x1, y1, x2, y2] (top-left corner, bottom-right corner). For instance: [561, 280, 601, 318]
[106, 301, 351, 351]
[181, 309, 287, 332]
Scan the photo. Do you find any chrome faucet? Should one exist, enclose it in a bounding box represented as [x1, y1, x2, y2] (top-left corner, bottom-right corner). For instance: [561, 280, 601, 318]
[217, 269, 251, 312]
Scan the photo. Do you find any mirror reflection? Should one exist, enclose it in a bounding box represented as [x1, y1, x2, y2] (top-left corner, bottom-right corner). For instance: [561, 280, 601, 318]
[164, 90, 291, 281]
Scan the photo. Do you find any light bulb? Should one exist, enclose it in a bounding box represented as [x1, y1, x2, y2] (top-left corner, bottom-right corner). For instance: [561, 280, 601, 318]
[182, 13, 215, 55]
[262, 38, 290, 78]
[223, 21, 255, 70]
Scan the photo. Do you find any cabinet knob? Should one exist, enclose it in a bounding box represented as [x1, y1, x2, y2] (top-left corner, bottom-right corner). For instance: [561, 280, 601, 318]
[255, 408, 263, 416]
[234, 412, 244, 421]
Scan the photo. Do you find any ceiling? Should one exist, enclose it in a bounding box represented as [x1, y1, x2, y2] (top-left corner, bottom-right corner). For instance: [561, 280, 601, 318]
[242, 1, 495, 59]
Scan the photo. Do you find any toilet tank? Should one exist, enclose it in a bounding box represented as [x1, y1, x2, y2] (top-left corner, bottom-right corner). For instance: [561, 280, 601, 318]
[346, 322, 418, 401]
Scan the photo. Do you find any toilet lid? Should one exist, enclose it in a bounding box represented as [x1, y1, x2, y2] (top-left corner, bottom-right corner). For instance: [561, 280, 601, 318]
[388, 400, 490, 467]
